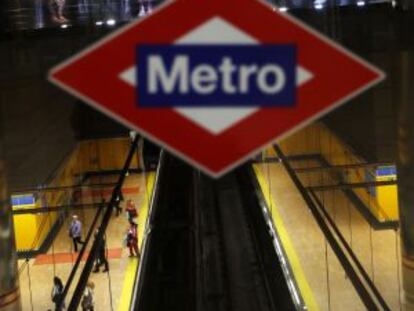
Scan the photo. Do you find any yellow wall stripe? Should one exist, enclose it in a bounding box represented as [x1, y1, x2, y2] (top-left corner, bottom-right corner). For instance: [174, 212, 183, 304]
[118, 172, 156, 311]
[254, 165, 320, 311]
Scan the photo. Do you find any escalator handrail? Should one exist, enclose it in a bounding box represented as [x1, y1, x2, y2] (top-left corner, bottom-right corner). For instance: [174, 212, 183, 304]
[308, 188, 391, 310]
[66, 136, 139, 310]
[248, 166, 306, 311]
[273, 144, 390, 311]
[129, 149, 165, 311]
[57, 203, 103, 309]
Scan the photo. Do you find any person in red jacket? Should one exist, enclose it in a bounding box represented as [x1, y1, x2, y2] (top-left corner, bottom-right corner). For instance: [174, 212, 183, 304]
[126, 220, 140, 258]
[125, 199, 138, 222]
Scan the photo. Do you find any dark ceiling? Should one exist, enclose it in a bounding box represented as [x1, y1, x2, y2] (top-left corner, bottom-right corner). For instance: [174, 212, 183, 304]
[0, 0, 413, 190]
[2, 0, 392, 32]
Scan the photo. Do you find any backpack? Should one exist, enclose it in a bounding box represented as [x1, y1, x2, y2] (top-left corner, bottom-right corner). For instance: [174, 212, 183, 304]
[81, 288, 93, 309]
[126, 231, 134, 244]
[52, 285, 63, 303]
[52, 293, 62, 304]
[128, 207, 137, 218]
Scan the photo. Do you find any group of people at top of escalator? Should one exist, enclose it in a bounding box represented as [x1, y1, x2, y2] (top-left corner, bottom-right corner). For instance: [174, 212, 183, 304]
[47, 0, 157, 25]
[49, 0, 68, 23]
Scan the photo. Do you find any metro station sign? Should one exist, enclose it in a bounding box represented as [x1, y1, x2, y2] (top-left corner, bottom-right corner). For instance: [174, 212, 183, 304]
[49, 0, 384, 177]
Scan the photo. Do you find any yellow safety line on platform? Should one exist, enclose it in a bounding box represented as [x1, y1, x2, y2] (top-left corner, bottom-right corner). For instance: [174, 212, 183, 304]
[118, 172, 156, 311]
[254, 165, 320, 311]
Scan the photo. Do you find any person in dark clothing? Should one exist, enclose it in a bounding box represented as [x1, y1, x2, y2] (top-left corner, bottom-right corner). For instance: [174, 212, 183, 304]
[51, 276, 65, 310]
[92, 229, 109, 273]
[115, 190, 124, 217]
[81, 281, 95, 310]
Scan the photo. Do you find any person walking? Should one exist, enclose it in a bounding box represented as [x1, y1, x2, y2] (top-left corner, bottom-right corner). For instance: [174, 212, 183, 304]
[92, 229, 109, 273]
[69, 215, 85, 252]
[115, 190, 124, 217]
[51, 276, 65, 311]
[126, 220, 140, 258]
[125, 199, 138, 222]
[81, 281, 95, 311]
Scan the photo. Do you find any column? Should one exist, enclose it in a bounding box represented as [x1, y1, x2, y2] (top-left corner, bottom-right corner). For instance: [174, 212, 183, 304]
[397, 50, 414, 311]
[0, 138, 21, 310]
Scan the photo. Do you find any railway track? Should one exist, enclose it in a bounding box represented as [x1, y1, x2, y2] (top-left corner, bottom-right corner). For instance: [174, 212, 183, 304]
[132, 153, 299, 311]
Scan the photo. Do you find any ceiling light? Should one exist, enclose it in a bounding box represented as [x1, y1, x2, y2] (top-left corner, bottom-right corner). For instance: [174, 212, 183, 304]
[106, 19, 116, 26]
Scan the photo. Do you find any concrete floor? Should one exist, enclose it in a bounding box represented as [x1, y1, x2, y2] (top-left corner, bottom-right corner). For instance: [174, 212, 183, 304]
[16, 163, 402, 310]
[256, 161, 402, 311]
[17, 173, 148, 311]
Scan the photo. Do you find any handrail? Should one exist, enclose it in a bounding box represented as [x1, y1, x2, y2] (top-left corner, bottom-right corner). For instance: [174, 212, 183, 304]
[57, 202, 104, 309]
[294, 162, 394, 173]
[308, 189, 390, 310]
[273, 144, 390, 311]
[248, 166, 306, 310]
[66, 136, 139, 310]
[12, 202, 102, 215]
[129, 150, 164, 310]
[12, 182, 117, 194]
[307, 179, 397, 191]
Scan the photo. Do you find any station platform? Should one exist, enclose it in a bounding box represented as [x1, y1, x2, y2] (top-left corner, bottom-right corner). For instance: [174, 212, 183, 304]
[14, 150, 402, 310]
[254, 159, 401, 310]
[1, 0, 412, 307]
[17, 172, 154, 311]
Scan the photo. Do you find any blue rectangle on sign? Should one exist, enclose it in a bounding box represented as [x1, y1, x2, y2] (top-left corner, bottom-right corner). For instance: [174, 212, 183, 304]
[11, 194, 35, 206]
[376, 166, 397, 177]
[137, 44, 297, 107]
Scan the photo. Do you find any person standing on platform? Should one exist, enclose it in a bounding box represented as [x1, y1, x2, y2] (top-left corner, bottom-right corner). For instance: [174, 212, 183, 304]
[115, 190, 124, 217]
[126, 220, 140, 258]
[51, 276, 65, 310]
[92, 229, 109, 273]
[125, 199, 138, 222]
[81, 281, 95, 311]
[69, 215, 85, 252]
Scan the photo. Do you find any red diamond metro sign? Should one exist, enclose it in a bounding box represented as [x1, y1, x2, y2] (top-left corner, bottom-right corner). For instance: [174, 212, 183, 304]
[49, 0, 385, 177]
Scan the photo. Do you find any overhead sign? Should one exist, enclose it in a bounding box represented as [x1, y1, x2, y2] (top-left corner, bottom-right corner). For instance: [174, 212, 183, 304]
[49, 0, 384, 177]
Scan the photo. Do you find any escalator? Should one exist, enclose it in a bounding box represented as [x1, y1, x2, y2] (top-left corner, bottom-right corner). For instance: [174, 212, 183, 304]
[131, 153, 302, 311]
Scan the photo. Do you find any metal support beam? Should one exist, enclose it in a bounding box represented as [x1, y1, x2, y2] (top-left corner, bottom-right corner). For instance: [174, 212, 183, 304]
[294, 162, 394, 173]
[308, 179, 397, 192]
[0, 129, 21, 310]
[11, 202, 102, 215]
[397, 49, 414, 311]
[11, 182, 117, 194]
